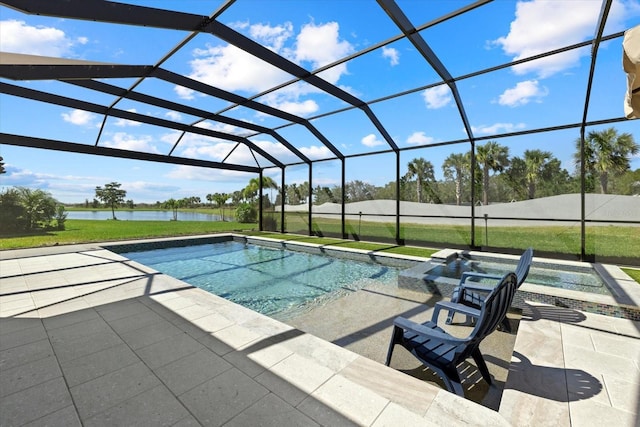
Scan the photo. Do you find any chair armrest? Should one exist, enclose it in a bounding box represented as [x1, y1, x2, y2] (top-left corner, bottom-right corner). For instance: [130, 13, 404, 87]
[431, 300, 481, 324]
[393, 317, 465, 345]
[460, 271, 503, 284]
[459, 272, 504, 295]
[459, 283, 494, 293]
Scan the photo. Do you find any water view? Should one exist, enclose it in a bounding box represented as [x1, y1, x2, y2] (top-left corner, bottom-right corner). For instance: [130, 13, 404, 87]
[67, 210, 226, 221]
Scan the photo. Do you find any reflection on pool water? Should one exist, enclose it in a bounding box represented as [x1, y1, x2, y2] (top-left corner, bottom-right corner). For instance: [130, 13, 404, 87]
[425, 257, 610, 295]
[119, 240, 399, 319]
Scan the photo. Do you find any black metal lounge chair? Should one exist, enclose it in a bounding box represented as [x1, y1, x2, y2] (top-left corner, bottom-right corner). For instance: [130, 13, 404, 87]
[445, 247, 533, 332]
[385, 272, 517, 396]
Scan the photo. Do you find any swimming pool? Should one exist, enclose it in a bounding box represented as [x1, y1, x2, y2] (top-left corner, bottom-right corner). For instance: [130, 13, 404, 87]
[118, 240, 399, 319]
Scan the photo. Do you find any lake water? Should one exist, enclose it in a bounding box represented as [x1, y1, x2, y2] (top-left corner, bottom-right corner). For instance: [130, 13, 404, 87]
[66, 210, 225, 221]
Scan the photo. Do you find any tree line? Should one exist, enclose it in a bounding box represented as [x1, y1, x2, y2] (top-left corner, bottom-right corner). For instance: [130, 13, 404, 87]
[280, 128, 639, 206]
[1, 127, 637, 231]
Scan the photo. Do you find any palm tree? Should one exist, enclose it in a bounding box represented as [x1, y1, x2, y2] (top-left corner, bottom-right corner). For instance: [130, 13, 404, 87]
[406, 157, 435, 203]
[442, 152, 469, 205]
[297, 181, 310, 204]
[261, 176, 278, 206]
[575, 127, 639, 194]
[476, 141, 510, 205]
[243, 180, 258, 202]
[164, 198, 180, 221]
[212, 193, 228, 220]
[524, 149, 552, 199]
[246, 176, 278, 205]
[231, 190, 243, 205]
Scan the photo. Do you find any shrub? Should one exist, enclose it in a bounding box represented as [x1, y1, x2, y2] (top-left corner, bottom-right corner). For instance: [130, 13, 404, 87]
[0, 187, 60, 233]
[0, 188, 27, 233]
[262, 216, 278, 231]
[235, 203, 257, 223]
[55, 205, 68, 230]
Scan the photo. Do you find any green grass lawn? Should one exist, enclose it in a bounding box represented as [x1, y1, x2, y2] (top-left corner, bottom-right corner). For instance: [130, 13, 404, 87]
[622, 268, 640, 283]
[277, 213, 640, 260]
[2, 215, 638, 263]
[0, 219, 254, 250]
[244, 231, 439, 258]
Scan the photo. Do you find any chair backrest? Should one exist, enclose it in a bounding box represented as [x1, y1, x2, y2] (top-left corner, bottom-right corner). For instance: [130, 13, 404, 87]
[515, 248, 534, 288]
[457, 272, 517, 360]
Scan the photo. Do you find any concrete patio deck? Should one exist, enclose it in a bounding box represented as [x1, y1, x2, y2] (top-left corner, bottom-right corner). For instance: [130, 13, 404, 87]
[1, 243, 639, 426]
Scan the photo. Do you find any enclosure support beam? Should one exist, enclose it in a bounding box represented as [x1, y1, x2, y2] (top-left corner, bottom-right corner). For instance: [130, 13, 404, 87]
[379, 0, 478, 249]
[341, 160, 346, 239]
[579, 0, 611, 261]
[280, 168, 286, 234]
[308, 164, 313, 236]
[0, 133, 260, 173]
[395, 151, 401, 244]
[258, 170, 264, 232]
[470, 140, 477, 248]
[0, 82, 283, 167]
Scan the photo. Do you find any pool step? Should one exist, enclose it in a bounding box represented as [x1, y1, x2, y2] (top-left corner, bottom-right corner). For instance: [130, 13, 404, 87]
[430, 249, 459, 264]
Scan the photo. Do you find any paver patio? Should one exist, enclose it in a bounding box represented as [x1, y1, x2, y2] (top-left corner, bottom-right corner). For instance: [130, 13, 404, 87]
[1, 242, 638, 426]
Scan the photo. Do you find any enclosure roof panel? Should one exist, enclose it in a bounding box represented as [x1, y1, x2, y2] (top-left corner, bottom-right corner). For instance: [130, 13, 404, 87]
[0, 0, 635, 176]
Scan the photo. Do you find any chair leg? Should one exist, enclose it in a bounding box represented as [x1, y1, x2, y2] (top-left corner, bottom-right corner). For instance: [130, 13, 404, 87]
[439, 365, 464, 397]
[499, 317, 512, 333]
[445, 313, 455, 325]
[471, 348, 492, 385]
[385, 325, 403, 366]
[446, 288, 461, 325]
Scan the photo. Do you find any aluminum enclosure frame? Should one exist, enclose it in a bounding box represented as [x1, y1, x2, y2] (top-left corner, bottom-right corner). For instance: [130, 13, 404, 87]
[0, 0, 635, 261]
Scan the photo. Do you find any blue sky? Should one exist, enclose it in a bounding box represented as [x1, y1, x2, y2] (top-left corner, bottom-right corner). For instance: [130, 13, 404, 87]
[1, 0, 639, 204]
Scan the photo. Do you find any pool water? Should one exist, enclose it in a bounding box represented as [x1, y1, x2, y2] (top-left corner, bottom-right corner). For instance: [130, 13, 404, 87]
[120, 241, 399, 319]
[426, 258, 610, 295]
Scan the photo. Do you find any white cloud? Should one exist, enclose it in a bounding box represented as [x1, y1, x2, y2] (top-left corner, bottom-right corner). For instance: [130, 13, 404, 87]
[0, 19, 85, 57]
[165, 128, 232, 157]
[61, 109, 96, 126]
[361, 134, 384, 147]
[294, 21, 353, 84]
[299, 145, 333, 160]
[186, 44, 289, 95]
[471, 122, 526, 135]
[178, 141, 236, 161]
[166, 165, 252, 182]
[406, 131, 435, 145]
[492, 0, 633, 78]
[174, 85, 195, 100]
[382, 46, 399, 66]
[178, 21, 354, 116]
[262, 98, 319, 116]
[114, 109, 142, 127]
[122, 180, 179, 193]
[193, 121, 238, 133]
[165, 111, 183, 121]
[498, 80, 548, 107]
[0, 166, 54, 188]
[163, 125, 251, 161]
[168, 131, 294, 164]
[250, 22, 293, 51]
[253, 139, 304, 163]
[103, 132, 159, 153]
[422, 85, 452, 109]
